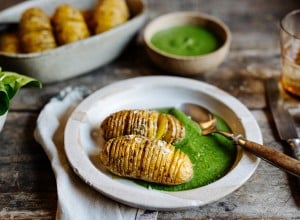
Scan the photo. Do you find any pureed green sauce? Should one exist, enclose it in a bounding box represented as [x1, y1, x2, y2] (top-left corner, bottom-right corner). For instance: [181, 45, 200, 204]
[136, 108, 237, 191]
[150, 24, 220, 56]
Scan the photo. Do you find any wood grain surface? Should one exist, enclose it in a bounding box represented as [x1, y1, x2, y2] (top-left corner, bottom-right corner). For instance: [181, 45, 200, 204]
[1, 0, 300, 219]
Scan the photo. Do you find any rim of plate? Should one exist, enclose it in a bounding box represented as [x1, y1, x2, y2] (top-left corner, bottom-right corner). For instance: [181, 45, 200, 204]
[64, 75, 262, 210]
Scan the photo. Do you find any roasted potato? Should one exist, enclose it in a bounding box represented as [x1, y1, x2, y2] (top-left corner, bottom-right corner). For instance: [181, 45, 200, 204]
[100, 135, 193, 185]
[52, 4, 90, 45]
[0, 32, 20, 54]
[19, 8, 56, 53]
[19, 7, 52, 32]
[101, 110, 185, 144]
[80, 9, 95, 34]
[6, 0, 131, 53]
[93, 0, 130, 34]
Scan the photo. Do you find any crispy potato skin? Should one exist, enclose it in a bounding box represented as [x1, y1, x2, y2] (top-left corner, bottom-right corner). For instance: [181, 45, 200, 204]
[93, 0, 130, 34]
[2, 1, 131, 53]
[100, 135, 193, 185]
[101, 110, 185, 144]
[52, 4, 90, 45]
[0, 32, 20, 54]
[80, 9, 95, 34]
[19, 8, 56, 53]
[19, 8, 52, 32]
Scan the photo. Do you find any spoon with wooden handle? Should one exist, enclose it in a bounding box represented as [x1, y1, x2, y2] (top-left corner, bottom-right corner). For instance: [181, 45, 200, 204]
[180, 103, 300, 177]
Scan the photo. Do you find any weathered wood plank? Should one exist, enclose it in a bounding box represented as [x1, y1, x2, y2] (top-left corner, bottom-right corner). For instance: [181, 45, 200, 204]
[0, 112, 57, 217]
[9, 47, 281, 111]
[1, 0, 300, 219]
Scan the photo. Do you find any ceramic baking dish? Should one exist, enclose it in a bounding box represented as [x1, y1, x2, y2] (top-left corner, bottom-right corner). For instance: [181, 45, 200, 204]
[0, 0, 147, 83]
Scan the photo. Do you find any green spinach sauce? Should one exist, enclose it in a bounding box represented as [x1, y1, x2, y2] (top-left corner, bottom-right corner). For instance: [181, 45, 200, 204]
[150, 24, 220, 56]
[135, 108, 237, 191]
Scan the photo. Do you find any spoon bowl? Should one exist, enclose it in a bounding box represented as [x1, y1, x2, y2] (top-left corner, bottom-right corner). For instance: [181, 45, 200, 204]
[180, 103, 217, 135]
[180, 103, 300, 177]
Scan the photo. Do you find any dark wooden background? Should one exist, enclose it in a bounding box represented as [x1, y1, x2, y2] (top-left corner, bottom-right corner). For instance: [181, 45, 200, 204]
[1, 0, 300, 219]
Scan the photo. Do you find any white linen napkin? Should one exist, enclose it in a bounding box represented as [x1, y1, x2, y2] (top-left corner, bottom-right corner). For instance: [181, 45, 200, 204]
[34, 86, 158, 220]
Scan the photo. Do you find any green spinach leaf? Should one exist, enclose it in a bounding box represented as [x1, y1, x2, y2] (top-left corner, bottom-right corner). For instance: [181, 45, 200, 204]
[0, 68, 42, 115]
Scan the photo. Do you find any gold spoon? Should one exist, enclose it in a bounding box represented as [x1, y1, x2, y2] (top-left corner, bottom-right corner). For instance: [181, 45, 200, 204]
[180, 103, 300, 177]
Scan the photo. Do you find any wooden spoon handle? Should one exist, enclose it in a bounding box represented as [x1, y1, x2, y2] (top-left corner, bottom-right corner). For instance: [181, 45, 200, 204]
[238, 137, 300, 177]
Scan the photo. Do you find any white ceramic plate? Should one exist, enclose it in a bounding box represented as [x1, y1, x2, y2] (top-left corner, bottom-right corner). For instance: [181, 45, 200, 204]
[64, 76, 262, 210]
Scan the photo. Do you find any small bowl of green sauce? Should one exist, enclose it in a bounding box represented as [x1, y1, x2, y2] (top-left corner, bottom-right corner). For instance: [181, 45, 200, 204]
[143, 12, 231, 75]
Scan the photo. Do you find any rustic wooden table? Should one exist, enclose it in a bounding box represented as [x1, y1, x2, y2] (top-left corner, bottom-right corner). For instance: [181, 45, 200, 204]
[1, 0, 300, 219]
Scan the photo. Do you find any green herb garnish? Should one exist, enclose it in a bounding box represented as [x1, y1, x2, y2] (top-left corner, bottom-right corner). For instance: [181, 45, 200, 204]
[0, 68, 42, 115]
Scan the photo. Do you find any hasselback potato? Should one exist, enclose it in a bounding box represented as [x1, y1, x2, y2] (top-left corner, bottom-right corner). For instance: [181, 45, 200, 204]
[93, 0, 130, 34]
[100, 135, 193, 185]
[101, 110, 185, 144]
[19, 8, 56, 53]
[52, 4, 90, 45]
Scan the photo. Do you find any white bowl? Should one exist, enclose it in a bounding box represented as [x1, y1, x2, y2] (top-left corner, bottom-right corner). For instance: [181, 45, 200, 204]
[144, 12, 231, 75]
[0, 0, 147, 83]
